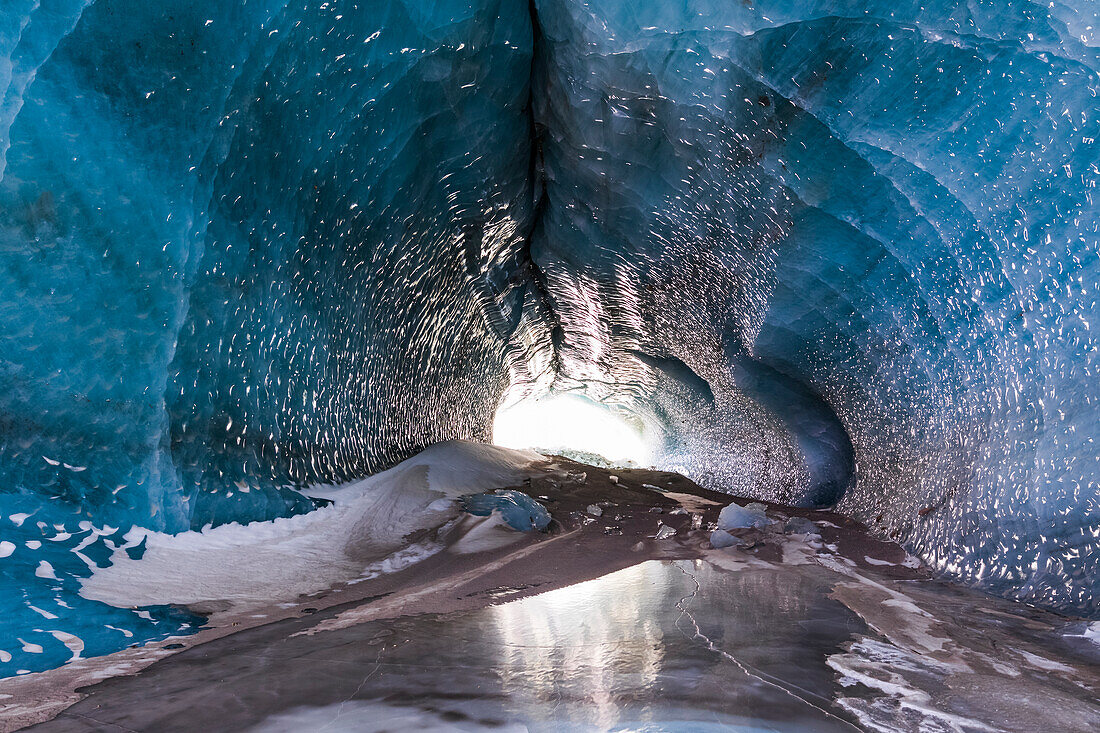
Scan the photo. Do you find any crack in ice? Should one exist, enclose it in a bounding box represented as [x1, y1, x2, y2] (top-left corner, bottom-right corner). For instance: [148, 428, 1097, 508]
[671, 561, 862, 731]
[316, 636, 401, 732]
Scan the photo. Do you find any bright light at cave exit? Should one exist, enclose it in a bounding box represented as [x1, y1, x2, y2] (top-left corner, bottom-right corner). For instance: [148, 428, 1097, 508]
[492, 393, 653, 465]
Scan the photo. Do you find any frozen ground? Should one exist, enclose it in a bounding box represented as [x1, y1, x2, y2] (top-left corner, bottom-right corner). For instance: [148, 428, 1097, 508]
[2, 443, 1096, 732]
[17, 556, 1100, 733]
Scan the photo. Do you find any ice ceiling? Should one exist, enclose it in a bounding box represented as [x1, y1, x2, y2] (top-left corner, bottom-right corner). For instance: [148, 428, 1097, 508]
[0, 0, 1098, 673]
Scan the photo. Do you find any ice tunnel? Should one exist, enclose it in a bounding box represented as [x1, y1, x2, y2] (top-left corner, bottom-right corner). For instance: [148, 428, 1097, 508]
[0, 0, 1098, 682]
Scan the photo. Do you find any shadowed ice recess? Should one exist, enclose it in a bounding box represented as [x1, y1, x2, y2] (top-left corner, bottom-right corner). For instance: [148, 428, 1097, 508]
[0, 0, 1098, 677]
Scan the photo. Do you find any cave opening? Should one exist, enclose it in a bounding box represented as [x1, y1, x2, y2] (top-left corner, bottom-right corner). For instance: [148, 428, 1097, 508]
[491, 391, 654, 467]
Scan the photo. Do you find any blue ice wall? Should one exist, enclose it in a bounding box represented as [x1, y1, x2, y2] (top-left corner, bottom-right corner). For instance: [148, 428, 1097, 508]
[531, 0, 1099, 613]
[0, 0, 537, 675]
[0, 0, 1098, 680]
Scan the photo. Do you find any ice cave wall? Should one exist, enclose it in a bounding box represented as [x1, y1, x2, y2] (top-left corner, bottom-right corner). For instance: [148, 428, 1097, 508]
[0, 0, 545, 672]
[0, 0, 1096, 671]
[530, 0, 1100, 613]
[1, 0, 541, 532]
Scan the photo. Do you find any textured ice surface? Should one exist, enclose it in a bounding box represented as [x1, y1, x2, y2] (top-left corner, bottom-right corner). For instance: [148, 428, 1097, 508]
[0, 0, 539, 674]
[529, 0, 1100, 617]
[0, 0, 1098, 678]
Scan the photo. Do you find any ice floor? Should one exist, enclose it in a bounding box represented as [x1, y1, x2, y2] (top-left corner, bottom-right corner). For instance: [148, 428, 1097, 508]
[5, 447, 1097, 732]
[24, 554, 1100, 733]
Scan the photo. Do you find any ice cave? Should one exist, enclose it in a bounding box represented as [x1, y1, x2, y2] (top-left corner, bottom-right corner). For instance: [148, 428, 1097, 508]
[0, 0, 1098, 730]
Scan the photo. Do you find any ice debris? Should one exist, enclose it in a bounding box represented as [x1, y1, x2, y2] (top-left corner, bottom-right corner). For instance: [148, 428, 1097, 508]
[717, 502, 770, 531]
[783, 517, 819, 535]
[709, 530, 741, 549]
[653, 523, 677, 540]
[460, 490, 551, 532]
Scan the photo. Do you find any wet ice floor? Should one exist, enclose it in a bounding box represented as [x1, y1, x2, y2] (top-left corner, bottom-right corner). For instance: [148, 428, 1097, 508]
[247, 560, 857, 733]
[26, 555, 1100, 733]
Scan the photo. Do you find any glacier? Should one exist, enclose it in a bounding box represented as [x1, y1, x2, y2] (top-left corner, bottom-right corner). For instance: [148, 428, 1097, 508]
[0, 0, 1098, 677]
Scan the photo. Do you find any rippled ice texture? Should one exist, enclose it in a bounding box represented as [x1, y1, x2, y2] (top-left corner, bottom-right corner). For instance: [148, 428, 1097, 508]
[530, 0, 1100, 616]
[1, 0, 538, 676]
[0, 0, 1097, 677]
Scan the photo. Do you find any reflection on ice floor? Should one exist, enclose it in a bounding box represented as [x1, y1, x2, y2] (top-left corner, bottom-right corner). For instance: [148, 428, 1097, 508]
[28, 555, 1100, 733]
[480, 562, 856, 732]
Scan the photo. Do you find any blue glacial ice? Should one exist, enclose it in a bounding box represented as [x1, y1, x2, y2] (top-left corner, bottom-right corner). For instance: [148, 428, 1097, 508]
[461, 489, 552, 531]
[529, 0, 1100, 616]
[0, 0, 1098, 677]
[717, 502, 771, 531]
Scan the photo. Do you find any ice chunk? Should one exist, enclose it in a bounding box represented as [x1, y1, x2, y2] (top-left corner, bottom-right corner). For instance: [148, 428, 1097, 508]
[783, 517, 819, 536]
[717, 502, 769, 531]
[709, 530, 741, 549]
[653, 523, 677, 540]
[461, 490, 551, 532]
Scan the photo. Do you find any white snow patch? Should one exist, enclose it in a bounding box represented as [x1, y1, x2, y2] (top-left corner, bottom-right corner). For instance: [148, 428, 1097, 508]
[1014, 648, 1074, 673]
[27, 605, 58, 620]
[46, 631, 84, 662]
[828, 637, 996, 733]
[81, 441, 548, 611]
[352, 538, 445, 582]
